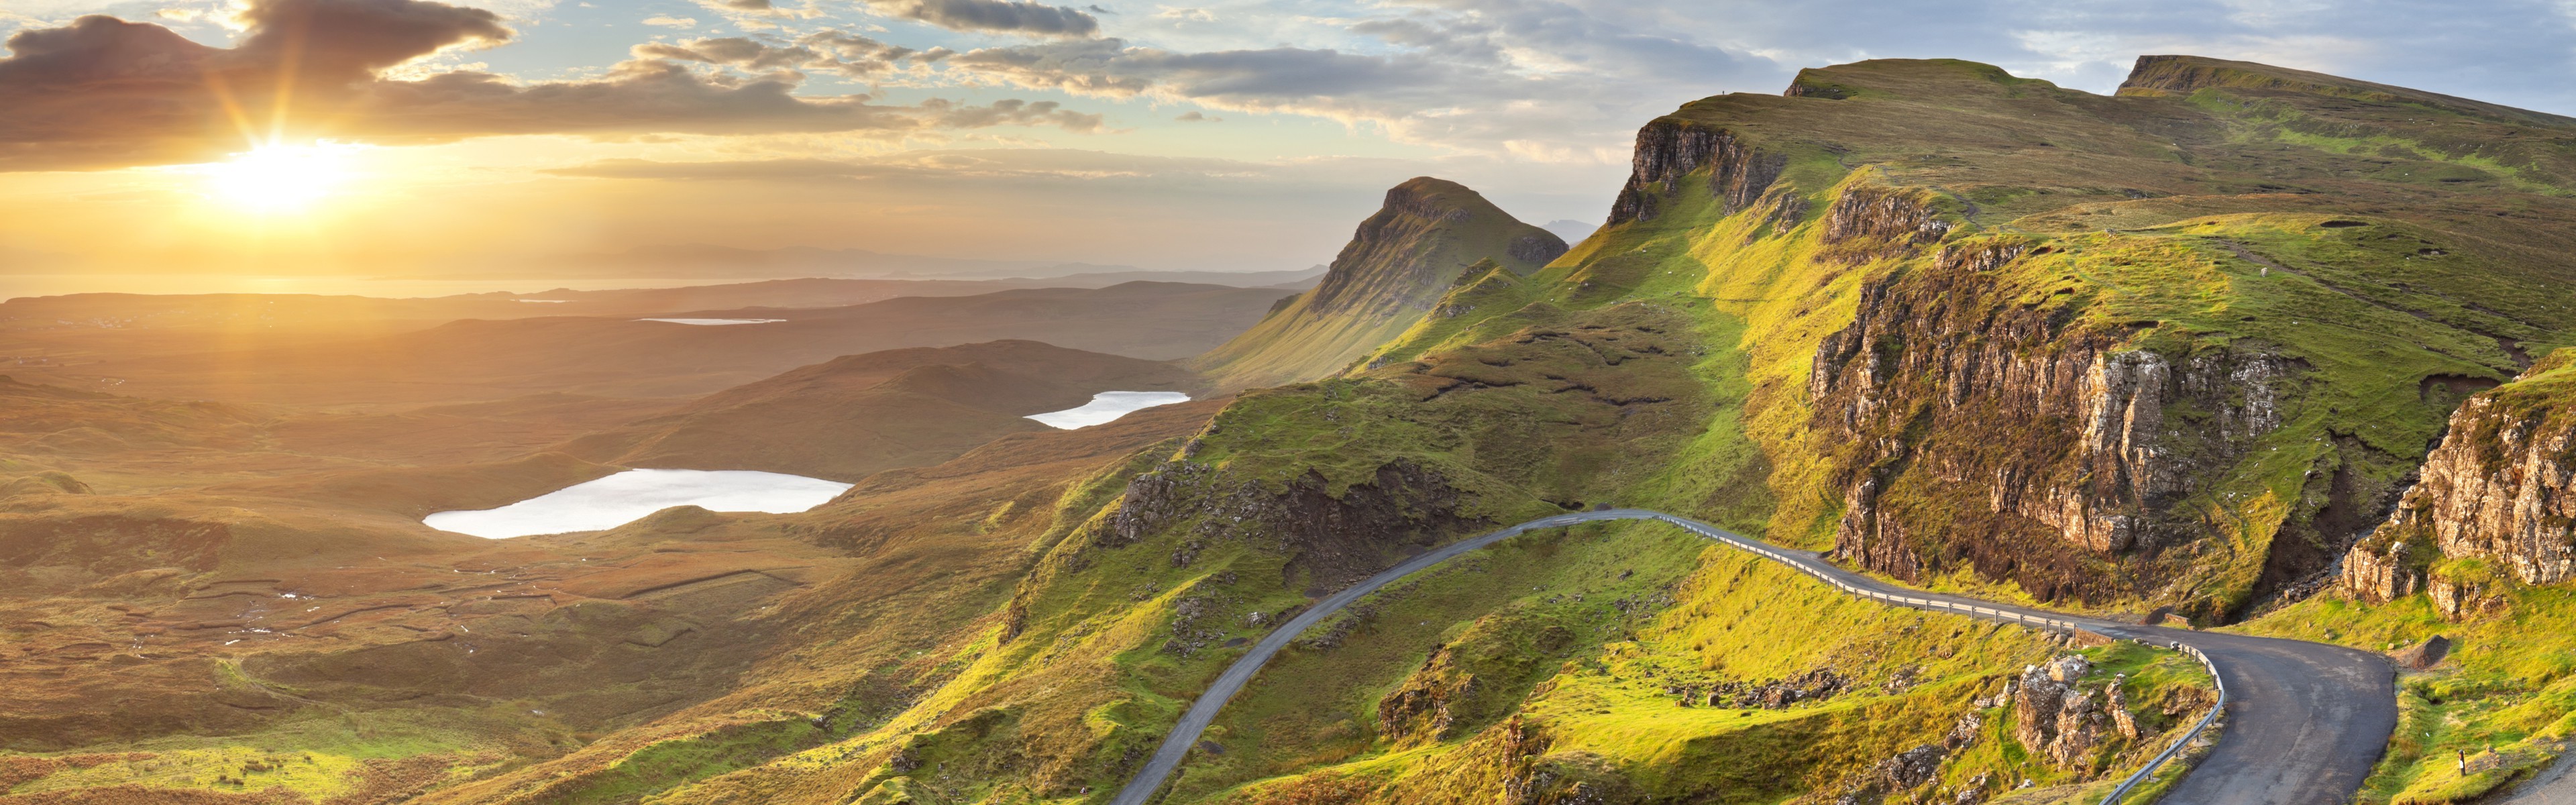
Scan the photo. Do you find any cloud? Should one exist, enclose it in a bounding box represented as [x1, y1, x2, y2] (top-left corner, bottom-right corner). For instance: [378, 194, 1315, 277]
[934, 3, 1769, 161]
[861, 0, 1098, 37]
[1173, 110, 1218, 121]
[0, 1, 1102, 170]
[920, 97, 1102, 131]
[641, 15, 697, 28]
[631, 30, 921, 76]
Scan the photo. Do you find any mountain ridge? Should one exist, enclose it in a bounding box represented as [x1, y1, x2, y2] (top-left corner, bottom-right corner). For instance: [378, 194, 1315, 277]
[1187, 176, 1566, 389]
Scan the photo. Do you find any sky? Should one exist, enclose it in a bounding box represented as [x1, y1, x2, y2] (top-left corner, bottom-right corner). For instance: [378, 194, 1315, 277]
[0, 0, 2571, 279]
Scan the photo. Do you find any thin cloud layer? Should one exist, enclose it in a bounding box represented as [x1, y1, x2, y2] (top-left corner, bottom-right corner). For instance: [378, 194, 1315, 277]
[0, 0, 1099, 170]
[863, 0, 1099, 37]
[939, 17, 1759, 163]
[633, 31, 924, 77]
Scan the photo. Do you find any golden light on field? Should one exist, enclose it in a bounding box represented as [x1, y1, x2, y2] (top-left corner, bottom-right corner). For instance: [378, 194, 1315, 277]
[203, 142, 360, 213]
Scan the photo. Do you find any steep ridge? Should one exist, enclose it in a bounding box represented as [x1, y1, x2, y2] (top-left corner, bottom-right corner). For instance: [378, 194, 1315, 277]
[1187, 177, 1566, 389]
[564, 340, 1205, 481]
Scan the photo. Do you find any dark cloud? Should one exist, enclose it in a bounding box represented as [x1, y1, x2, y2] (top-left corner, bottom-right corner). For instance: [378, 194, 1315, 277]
[0, 0, 509, 168]
[0, 1, 1101, 171]
[234, 0, 511, 78]
[863, 0, 1099, 37]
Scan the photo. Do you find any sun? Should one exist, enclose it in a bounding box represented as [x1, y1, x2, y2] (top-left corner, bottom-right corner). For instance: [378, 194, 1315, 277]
[203, 142, 358, 213]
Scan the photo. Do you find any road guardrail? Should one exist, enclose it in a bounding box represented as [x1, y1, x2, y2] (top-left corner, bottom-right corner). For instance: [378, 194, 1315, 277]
[1110, 508, 2224, 805]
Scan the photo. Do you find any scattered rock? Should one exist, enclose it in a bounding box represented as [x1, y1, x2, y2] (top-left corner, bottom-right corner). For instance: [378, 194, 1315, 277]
[2392, 635, 2453, 669]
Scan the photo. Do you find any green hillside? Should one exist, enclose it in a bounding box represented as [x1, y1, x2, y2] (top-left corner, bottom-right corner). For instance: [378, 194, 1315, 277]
[1187, 177, 1568, 390]
[17, 54, 2576, 805]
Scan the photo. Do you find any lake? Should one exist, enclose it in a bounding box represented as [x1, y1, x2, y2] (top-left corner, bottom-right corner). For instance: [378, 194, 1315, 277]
[1026, 391, 1191, 429]
[423, 468, 852, 539]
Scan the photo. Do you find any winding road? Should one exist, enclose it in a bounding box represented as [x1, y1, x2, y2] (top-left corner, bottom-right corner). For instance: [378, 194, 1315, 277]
[1108, 508, 2396, 805]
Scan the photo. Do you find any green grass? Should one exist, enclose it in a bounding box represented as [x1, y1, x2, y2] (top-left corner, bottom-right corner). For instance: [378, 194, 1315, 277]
[71, 56, 2568, 805]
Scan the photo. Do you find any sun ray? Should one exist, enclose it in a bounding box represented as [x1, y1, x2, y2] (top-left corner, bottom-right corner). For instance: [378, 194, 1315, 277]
[202, 142, 358, 214]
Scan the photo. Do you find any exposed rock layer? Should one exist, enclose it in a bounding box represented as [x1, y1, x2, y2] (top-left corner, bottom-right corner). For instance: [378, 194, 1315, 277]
[1809, 235, 2312, 605]
[2343, 355, 2576, 610]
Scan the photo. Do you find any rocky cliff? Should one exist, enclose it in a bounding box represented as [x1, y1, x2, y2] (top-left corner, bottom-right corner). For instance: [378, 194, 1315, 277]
[1606, 119, 1785, 225]
[1188, 177, 1566, 389]
[2343, 350, 2576, 614]
[1807, 233, 2332, 607]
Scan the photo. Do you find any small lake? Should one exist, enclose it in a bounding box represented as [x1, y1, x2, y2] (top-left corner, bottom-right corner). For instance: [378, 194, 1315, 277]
[637, 318, 787, 325]
[424, 468, 852, 539]
[1026, 391, 1191, 429]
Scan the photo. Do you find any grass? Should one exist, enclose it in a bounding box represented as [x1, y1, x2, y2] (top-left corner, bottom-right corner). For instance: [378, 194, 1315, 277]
[32, 54, 2576, 805]
[2234, 586, 2576, 803]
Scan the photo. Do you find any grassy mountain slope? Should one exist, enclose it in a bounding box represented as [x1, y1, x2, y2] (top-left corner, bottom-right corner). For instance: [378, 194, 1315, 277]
[16, 54, 2576, 805]
[1187, 178, 1567, 390]
[671, 54, 2574, 805]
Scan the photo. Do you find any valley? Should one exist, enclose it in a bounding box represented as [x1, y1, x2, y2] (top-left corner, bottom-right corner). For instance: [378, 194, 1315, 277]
[8, 53, 2576, 805]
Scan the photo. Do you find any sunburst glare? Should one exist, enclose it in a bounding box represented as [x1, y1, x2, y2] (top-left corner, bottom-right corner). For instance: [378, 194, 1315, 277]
[202, 142, 360, 213]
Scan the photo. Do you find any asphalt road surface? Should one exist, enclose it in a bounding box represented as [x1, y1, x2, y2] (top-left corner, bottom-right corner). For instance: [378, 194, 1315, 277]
[1108, 508, 2396, 805]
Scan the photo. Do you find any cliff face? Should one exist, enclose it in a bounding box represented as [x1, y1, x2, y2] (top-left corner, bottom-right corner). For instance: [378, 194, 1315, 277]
[1807, 232, 2320, 605]
[1606, 119, 1785, 225]
[1189, 177, 1566, 389]
[2342, 352, 2576, 612]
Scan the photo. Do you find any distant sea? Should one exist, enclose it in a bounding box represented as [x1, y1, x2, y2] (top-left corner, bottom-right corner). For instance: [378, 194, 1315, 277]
[0, 274, 724, 301]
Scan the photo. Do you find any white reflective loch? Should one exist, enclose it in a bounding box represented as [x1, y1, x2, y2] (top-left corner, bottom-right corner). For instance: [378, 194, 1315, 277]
[424, 468, 852, 539]
[636, 318, 788, 325]
[1026, 392, 1191, 429]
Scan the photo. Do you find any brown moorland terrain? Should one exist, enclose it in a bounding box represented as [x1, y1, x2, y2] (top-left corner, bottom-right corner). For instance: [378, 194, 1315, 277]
[0, 331, 1232, 802]
[0, 281, 1289, 405]
[564, 340, 1205, 482]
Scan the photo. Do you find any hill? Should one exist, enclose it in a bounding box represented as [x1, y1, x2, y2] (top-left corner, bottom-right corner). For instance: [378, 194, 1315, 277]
[618, 54, 2571, 805]
[567, 340, 1205, 480]
[1187, 177, 1566, 388]
[8, 282, 1287, 404]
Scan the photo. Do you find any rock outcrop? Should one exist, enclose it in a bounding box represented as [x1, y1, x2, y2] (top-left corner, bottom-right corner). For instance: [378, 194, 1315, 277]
[2010, 655, 2114, 770]
[1004, 456, 1487, 642]
[1607, 119, 1785, 225]
[1378, 644, 1476, 743]
[2342, 352, 2576, 612]
[1810, 235, 2312, 604]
